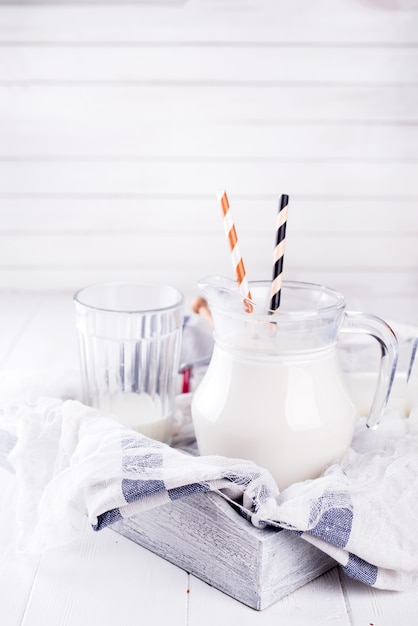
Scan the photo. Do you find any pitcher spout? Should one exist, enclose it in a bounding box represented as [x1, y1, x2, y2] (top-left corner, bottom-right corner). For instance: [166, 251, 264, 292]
[197, 275, 256, 314]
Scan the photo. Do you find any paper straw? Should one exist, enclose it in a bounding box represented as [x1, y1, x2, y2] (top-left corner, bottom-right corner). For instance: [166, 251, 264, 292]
[218, 190, 253, 311]
[269, 194, 289, 312]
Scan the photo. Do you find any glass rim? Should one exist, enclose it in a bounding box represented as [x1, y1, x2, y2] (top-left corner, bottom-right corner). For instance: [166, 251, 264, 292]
[73, 281, 184, 314]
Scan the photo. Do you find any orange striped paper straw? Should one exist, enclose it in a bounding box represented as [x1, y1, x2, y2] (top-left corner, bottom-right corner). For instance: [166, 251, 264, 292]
[269, 194, 289, 312]
[218, 190, 253, 312]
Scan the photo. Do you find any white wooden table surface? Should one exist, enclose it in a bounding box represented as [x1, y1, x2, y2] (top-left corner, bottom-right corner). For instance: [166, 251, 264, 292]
[0, 291, 417, 625]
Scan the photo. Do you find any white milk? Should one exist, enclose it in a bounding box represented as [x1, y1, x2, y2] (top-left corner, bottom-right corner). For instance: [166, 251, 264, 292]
[101, 391, 171, 443]
[191, 343, 357, 491]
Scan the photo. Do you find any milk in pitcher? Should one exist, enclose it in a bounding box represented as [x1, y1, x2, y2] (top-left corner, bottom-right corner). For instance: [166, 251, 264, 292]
[192, 339, 356, 491]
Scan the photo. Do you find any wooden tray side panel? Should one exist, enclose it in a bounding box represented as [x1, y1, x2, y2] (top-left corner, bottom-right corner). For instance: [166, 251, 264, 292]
[258, 529, 336, 610]
[111, 492, 335, 610]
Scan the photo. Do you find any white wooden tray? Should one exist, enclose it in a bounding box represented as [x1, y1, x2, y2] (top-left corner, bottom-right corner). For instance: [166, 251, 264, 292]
[112, 491, 335, 610]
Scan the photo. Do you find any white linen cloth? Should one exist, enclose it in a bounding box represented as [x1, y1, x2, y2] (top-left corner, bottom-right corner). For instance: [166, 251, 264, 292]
[1, 366, 418, 593]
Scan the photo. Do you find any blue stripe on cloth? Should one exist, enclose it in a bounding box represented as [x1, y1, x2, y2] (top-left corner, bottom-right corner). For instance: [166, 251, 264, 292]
[122, 451, 164, 472]
[122, 478, 166, 503]
[308, 491, 353, 549]
[92, 507, 123, 531]
[221, 469, 263, 487]
[121, 435, 162, 450]
[342, 553, 378, 586]
[250, 482, 271, 506]
[168, 482, 210, 500]
[309, 506, 353, 549]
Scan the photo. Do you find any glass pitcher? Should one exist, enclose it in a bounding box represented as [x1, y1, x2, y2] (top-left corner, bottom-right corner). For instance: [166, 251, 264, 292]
[191, 276, 398, 491]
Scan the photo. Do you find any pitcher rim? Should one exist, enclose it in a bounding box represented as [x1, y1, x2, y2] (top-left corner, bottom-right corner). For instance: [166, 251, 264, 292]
[197, 276, 346, 320]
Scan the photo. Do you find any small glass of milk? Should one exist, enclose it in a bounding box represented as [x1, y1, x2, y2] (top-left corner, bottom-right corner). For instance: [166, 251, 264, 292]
[74, 282, 184, 443]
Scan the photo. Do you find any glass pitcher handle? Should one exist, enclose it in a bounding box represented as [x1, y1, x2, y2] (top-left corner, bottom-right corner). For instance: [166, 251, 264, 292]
[340, 312, 398, 428]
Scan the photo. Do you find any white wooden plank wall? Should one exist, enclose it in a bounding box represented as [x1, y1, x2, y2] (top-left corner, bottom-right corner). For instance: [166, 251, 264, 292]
[0, 0, 417, 323]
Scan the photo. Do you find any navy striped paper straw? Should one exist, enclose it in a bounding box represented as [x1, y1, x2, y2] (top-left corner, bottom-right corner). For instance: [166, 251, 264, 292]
[269, 194, 289, 312]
